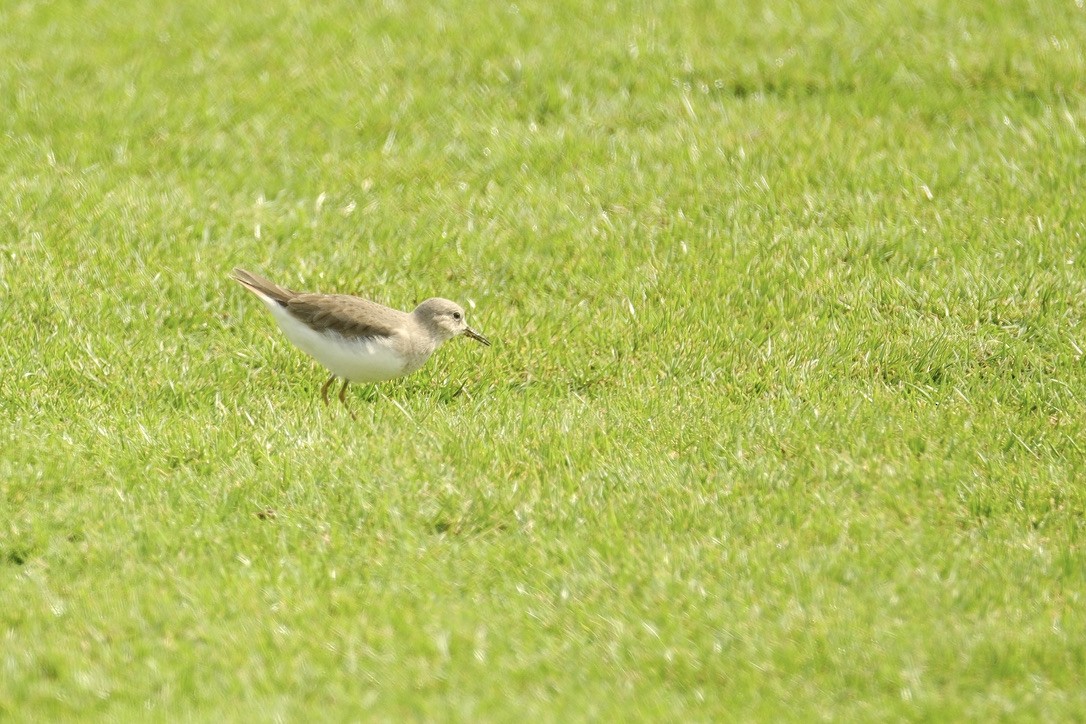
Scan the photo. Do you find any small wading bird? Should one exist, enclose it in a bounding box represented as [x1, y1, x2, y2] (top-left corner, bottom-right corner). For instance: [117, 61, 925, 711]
[231, 268, 490, 414]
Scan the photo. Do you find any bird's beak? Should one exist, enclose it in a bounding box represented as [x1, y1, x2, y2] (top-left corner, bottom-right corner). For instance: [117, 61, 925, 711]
[464, 326, 491, 346]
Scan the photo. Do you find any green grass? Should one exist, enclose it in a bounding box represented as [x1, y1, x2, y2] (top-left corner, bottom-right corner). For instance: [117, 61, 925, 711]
[3, 0, 1086, 719]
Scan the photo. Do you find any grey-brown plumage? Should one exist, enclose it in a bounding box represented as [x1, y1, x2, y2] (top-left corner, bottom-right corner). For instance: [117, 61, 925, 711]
[231, 267, 490, 414]
[231, 268, 402, 340]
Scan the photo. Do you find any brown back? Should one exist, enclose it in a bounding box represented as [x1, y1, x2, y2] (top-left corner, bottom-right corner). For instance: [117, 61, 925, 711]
[286, 294, 406, 340]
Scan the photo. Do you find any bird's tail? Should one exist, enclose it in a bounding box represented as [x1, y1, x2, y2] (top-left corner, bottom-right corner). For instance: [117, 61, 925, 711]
[230, 267, 296, 305]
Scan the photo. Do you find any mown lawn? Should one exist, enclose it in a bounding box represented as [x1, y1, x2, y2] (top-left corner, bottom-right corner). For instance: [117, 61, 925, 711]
[2, 0, 1086, 719]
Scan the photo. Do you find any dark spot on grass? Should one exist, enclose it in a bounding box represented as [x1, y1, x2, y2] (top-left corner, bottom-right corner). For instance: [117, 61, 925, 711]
[429, 515, 511, 537]
[38, 658, 61, 680]
[5, 547, 31, 566]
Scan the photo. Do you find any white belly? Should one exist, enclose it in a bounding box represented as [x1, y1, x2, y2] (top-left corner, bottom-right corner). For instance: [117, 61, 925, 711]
[266, 301, 409, 382]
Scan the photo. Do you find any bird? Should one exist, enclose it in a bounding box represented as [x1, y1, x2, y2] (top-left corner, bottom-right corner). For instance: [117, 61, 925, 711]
[231, 267, 490, 414]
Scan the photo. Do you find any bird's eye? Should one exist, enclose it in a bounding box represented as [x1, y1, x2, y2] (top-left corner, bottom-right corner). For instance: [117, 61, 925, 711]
[453, 312, 462, 320]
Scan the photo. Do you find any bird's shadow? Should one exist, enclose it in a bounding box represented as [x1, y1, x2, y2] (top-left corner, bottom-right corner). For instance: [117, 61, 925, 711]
[319, 381, 477, 419]
[392, 380, 473, 406]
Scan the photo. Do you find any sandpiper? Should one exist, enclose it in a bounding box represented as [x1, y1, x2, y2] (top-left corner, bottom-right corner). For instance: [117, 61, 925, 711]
[231, 268, 490, 413]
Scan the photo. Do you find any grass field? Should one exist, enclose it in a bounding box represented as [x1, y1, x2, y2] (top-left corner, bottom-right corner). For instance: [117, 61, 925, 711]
[3, 0, 1086, 719]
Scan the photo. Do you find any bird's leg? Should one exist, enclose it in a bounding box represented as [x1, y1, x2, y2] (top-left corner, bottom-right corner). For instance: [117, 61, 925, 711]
[321, 374, 336, 406]
[338, 379, 356, 420]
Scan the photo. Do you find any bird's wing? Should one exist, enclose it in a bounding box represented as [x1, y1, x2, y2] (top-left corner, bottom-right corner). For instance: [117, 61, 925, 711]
[286, 294, 405, 340]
